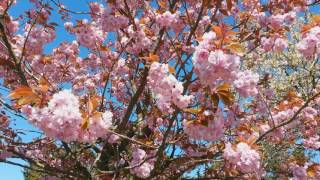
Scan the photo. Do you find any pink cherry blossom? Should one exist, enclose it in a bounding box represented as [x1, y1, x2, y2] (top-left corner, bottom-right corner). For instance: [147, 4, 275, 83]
[21, 90, 113, 143]
[224, 142, 261, 174]
[68, 19, 106, 49]
[193, 49, 240, 87]
[101, 8, 128, 32]
[234, 70, 259, 97]
[290, 164, 308, 180]
[183, 109, 224, 141]
[130, 148, 155, 178]
[273, 38, 288, 52]
[147, 62, 193, 112]
[303, 135, 320, 149]
[1, 1, 320, 179]
[297, 26, 320, 58]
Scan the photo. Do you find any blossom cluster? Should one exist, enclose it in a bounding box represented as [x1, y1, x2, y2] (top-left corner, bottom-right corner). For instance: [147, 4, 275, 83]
[289, 163, 320, 180]
[129, 148, 155, 178]
[21, 90, 113, 143]
[101, 8, 128, 32]
[31, 41, 82, 84]
[290, 163, 309, 180]
[194, 49, 240, 85]
[261, 37, 288, 53]
[183, 109, 224, 142]
[223, 142, 261, 174]
[0, 0, 16, 14]
[155, 11, 183, 32]
[234, 70, 260, 98]
[147, 62, 193, 112]
[297, 26, 320, 58]
[66, 20, 106, 49]
[18, 24, 55, 57]
[192, 32, 259, 97]
[123, 26, 153, 55]
[256, 12, 296, 29]
[155, 11, 179, 27]
[303, 135, 320, 149]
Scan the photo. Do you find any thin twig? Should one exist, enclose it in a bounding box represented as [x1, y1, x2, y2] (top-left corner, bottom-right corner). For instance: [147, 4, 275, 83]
[107, 129, 158, 149]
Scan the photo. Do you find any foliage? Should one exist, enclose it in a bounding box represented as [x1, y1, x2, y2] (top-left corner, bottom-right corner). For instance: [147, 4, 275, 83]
[0, 0, 320, 179]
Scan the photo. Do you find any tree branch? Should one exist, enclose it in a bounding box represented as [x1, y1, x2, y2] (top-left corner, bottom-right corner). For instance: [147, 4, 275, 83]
[255, 92, 320, 143]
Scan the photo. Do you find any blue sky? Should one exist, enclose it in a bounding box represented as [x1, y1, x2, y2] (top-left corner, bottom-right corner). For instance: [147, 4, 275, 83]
[1, 0, 320, 179]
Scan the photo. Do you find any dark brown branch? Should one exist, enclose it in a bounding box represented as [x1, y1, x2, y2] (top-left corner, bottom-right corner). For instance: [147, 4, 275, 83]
[255, 92, 320, 143]
[0, 16, 28, 85]
[0, 159, 58, 175]
[186, 0, 205, 46]
[99, 38, 133, 111]
[117, 28, 165, 130]
[123, 0, 137, 31]
[108, 129, 158, 149]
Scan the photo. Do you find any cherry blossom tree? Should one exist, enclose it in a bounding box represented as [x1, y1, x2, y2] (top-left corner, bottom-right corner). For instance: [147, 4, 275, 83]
[1, 0, 320, 179]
